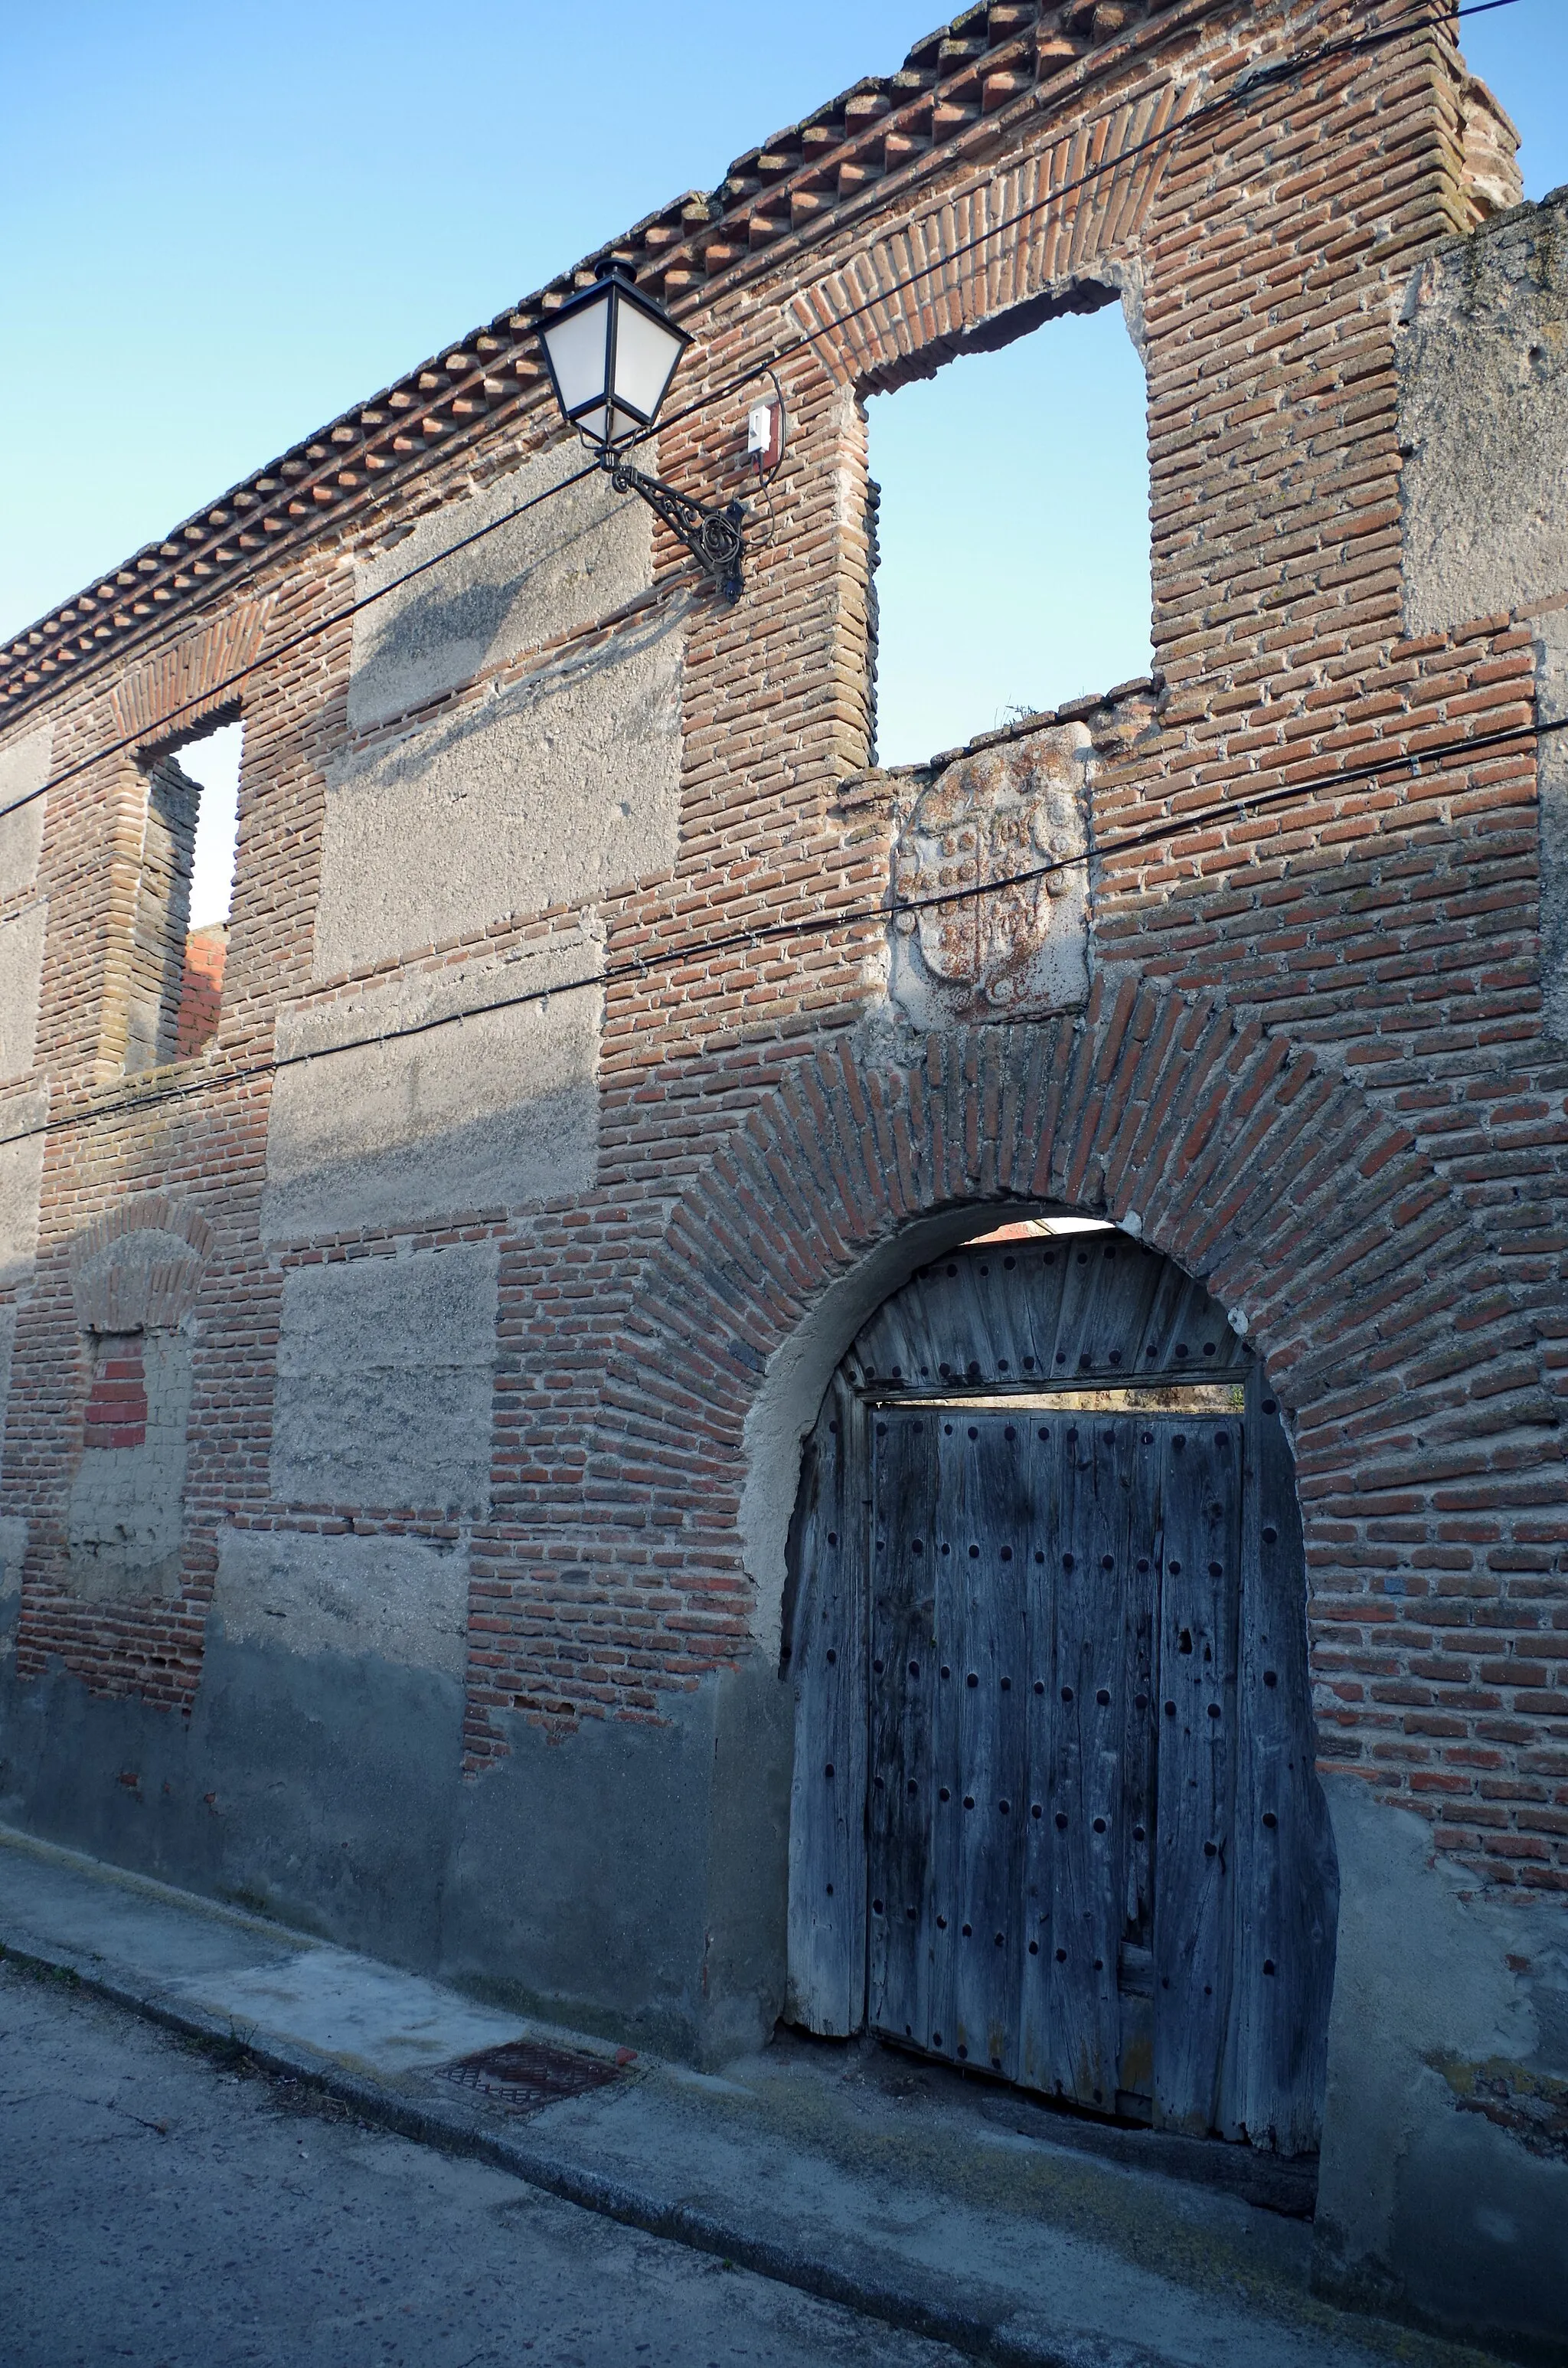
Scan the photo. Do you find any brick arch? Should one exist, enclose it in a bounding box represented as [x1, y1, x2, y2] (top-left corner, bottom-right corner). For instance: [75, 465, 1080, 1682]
[106, 598, 272, 747]
[67, 1192, 215, 1334]
[569, 980, 1553, 1759]
[789, 71, 1197, 389]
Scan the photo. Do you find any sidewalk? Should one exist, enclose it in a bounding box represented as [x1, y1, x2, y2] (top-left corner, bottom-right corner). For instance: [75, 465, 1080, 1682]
[0, 1822, 1504, 2368]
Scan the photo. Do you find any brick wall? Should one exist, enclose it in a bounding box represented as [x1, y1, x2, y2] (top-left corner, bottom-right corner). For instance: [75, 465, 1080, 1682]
[0, 0, 1561, 1910]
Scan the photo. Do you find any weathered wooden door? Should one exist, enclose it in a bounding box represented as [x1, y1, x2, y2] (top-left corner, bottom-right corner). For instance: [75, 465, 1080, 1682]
[786, 1233, 1337, 2156]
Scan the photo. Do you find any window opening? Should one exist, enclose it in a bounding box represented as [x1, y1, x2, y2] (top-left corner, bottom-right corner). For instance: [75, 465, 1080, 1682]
[125, 720, 240, 1071]
[865, 298, 1152, 767]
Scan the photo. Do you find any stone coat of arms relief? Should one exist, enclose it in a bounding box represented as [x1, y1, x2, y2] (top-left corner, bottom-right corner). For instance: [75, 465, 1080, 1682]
[887, 724, 1092, 1027]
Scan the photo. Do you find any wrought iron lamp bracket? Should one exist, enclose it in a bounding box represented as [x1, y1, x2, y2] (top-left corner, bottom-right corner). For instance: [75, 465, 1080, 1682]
[601, 450, 746, 603]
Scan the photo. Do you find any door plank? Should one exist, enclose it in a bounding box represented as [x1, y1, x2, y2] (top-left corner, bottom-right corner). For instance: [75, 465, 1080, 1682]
[785, 1375, 868, 2036]
[1152, 1417, 1242, 2134]
[1040, 1418, 1138, 2110]
[1116, 1423, 1162, 2112]
[1018, 1415, 1059, 2094]
[949, 1411, 1028, 2079]
[868, 1408, 942, 2048]
[1220, 1362, 1339, 2154]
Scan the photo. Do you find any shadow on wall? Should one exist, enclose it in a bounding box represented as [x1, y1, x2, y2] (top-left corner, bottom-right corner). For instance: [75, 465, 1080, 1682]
[345, 443, 657, 738]
[316, 597, 686, 980]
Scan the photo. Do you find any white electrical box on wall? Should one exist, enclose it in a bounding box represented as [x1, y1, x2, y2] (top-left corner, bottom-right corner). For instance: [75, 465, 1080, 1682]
[746, 399, 785, 471]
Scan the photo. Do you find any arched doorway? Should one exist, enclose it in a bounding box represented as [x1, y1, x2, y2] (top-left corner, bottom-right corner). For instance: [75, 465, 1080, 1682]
[783, 1224, 1338, 2156]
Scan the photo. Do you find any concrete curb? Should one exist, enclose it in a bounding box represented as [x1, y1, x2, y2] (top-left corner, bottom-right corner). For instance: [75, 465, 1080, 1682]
[0, 1929, 1168, 2368]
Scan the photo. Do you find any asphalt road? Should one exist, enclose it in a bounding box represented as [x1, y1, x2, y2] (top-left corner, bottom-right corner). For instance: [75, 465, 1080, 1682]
[0, 1958, 959, 2368]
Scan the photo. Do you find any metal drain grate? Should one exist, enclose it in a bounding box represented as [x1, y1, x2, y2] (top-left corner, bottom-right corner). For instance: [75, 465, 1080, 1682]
[436, 2039, 626, 2114]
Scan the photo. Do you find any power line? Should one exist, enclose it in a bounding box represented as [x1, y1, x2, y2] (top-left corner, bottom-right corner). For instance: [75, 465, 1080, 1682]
[0, 0, 1521, 826]
[0, 703, 1554, 1159]
[0, 455, 603, 823]
[624, 0, 1522, 460]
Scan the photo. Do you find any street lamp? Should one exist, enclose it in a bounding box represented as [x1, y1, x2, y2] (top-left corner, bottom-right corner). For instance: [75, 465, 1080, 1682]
[538, 263, 747, 602]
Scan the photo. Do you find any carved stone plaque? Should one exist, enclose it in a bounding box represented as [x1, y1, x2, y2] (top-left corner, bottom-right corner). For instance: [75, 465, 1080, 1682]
[889, 725, 1091, 1026]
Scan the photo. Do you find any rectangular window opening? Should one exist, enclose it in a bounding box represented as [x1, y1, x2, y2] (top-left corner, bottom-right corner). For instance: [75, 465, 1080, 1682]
[864, 293, 1154, 769]
[125, 718, 241, 1071]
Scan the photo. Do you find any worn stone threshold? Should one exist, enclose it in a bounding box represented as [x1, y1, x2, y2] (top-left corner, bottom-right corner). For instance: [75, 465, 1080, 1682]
[802, 2025, 1320, 2220]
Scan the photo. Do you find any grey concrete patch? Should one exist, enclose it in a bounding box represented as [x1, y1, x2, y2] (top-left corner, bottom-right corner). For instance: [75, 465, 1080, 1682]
[0, 1093, 46, 1288]
[212, 1527, 470, 1678]
[314, 603, 684, 977]
[1536, 608, 1568, 1042]
[348, 443, 653, 734]
[271, 1241, 498, 1515]
[1313, 1775, 1568, 2357]
[1398, 190, 1568, 633]
[193, 1634, 466, 1964]
[262, 931, 601, 1239]
[0, 901, 45, 1084]
[166, 1941, 530, 2076]
[67, 1330, 194, 1604]
[0, 1638, 466, 1974]
[0, 722, 49, 899]
[443, 1658, 792, 2066]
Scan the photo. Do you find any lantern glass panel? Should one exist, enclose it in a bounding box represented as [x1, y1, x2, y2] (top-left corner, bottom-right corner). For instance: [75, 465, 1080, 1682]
[612, 302, 686, 427]
[573, 402, 639, 445]
[541, 292, 612, 419]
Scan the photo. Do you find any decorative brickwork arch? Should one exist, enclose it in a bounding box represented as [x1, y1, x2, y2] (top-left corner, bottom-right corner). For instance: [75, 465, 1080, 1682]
[105, 602, 271, 749]
[791, 68, 1194, 393]
[554, 977, 1560, 1823]
[67, 1191, 214, 1334]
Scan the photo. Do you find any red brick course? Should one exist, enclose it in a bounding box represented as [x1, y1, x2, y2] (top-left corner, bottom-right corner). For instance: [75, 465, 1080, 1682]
[80, 1345, 148, 1454]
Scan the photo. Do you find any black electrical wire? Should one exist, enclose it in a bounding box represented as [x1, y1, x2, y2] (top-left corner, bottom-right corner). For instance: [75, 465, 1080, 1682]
[617, 0, 1525, 463]
[0, 702, 1556, 1158]
[0, 453, 603, 825]
[0, 0, 1523, 829]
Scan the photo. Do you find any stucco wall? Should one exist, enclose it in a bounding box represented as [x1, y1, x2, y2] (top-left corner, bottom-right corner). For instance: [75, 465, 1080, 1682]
[347, 443, 653, 734]
[314, 606, 684, 978]
[212, 1528, 470, 1678]
[0, 724, 49, 900]
[0, 902, 47, 1085]
[1398, 188, 1568, 633]
[0, 1099, 45, 1291]
[262, 932, 601, 1240]
[270, 1243, 499, 1516]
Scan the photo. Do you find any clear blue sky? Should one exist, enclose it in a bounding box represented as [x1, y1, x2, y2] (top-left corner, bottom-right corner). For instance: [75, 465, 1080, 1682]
[2, 2, 1562, 776]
